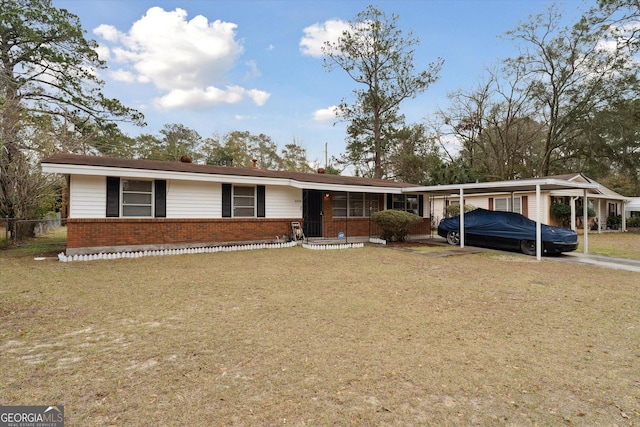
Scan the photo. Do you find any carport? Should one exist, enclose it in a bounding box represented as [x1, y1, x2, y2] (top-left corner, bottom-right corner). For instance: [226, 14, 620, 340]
[405, 178, 600, 260]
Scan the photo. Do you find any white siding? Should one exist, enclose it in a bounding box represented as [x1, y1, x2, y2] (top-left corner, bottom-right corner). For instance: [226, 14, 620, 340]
[464, 195, 490, 210]
[67, 176, 304, 219]
[266, 186, 302, 217]
[166, 180, 220, 218]
[70, 175, 106, 218]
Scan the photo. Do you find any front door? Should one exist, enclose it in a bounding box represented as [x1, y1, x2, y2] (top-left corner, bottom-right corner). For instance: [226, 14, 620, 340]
[303, 190, 323, 237]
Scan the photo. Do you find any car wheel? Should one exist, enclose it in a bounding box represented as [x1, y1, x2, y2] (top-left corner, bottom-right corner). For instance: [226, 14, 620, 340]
[520, 240, 536, 256]
[446, 231, 460, 246]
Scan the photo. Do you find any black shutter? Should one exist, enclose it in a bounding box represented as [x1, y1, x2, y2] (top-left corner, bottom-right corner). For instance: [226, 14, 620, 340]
[257, 185, 265, 217]
[106, 177, 120, 217]
[222, 184, 232, 217]
[386, 193, 393, 210]
[418, 195, 424, 217]
[155, 180, 167, 217]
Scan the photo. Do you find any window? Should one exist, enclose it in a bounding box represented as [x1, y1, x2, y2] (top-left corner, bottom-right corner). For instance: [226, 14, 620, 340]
[222, 184, 264, 218]
[331, 192, 380, 217]
[332, 192, 347, 217]
[392, 194, 419, 215]
[233, 186, 255, 217]
[122, 179, 153, 217]
[495, 197, 521, 214]
[106, 178, 165, 218]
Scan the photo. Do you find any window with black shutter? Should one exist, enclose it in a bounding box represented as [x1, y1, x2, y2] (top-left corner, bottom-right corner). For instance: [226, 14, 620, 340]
[257, 185, 265, 217]
[106, 177, 120, 217]
[155, 180, 166, 217]
[222, 184, 232, 217]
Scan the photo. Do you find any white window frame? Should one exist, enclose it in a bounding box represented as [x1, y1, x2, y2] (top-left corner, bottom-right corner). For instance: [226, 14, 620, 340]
[233, 185, 256, 217]
[121, 179, 154, 217]
[495, 196, 521, 214]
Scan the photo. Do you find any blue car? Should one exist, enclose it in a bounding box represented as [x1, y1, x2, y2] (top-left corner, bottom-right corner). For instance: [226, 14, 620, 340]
[437, 208, 578, 256]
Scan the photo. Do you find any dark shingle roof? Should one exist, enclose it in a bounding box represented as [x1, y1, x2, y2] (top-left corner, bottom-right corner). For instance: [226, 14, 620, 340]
[42, 153, 415, 188]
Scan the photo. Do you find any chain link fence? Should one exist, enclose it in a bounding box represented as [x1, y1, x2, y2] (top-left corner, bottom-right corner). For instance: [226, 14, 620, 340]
[2, 213, 66, 248]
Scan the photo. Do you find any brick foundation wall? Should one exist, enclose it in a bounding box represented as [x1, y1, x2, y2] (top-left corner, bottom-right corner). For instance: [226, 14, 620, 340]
[66, 218, 300, 254]
[66, 213, 432, 255]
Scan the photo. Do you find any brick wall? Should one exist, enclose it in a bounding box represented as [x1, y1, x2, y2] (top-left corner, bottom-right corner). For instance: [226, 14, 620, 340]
[66, 218, 300, 253]
[66, 205, 433, 254]
[321, 196, 431, 239]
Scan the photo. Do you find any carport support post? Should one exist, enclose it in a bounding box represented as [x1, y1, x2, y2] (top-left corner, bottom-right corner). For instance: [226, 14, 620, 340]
[459, 189, 465, 248]
[536, 184, 542, 260]
[583, 189, 589, 254]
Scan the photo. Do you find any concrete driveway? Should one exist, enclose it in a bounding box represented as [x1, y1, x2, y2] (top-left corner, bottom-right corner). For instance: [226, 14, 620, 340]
[404, 236, 640, 272]
[550, 252, 640, 273]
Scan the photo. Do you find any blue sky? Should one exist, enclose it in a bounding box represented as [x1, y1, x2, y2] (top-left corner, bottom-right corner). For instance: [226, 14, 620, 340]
[52, 0, 589, 166]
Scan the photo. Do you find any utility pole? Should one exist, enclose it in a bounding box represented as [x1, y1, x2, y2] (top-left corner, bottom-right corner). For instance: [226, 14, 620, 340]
[325, 142, 328, 169]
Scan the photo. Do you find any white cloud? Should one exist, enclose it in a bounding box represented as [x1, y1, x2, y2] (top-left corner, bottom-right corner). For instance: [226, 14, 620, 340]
[246, 89, 270, 106]
[235, 114, 255, 120]
[94, 7, 270, 109]
[313, 105, 341, 121]
[155, 85, 270, 110]
[110, 68, 136, 82]
[244, 60, 261, 80]
[93, 24, 121, 42]
[300, 19, 350, 57]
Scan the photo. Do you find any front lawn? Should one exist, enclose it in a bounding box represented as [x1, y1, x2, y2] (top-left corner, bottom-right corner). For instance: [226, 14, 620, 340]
[1, 238, 639, 425]
[579, 231, 640, 259]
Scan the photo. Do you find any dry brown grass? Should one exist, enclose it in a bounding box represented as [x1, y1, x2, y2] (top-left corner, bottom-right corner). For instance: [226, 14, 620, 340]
[579, 231, 640, 259]
[1, 243, 639, 426]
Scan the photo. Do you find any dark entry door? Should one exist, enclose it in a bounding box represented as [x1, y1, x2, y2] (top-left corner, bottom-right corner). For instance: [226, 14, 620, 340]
[303, 190, 323, 237]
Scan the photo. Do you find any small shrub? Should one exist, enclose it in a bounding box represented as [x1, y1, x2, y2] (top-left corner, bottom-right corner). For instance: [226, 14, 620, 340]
[551, 202, 572, 218]
[371, 210, 422, 242]
[551, 202, 572, 228]
[627, 216, 640, 227]
[576, 206, 596, 218]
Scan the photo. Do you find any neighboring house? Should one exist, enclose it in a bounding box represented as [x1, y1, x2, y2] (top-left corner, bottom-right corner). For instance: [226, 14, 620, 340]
[429, 173, 628, 232]
[41, 153, 431, 255]
[627, 197, 640, 218]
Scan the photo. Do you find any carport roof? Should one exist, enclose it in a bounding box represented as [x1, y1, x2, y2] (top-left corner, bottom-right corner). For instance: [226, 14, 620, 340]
[407, 178, 606, 261]
[403, 178, 600, 195]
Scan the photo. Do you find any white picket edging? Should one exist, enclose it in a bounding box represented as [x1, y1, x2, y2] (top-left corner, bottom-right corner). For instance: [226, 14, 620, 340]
[57, 241, 298, 262]
[301, 242, 365, 251]
[368, 237, 387, 245]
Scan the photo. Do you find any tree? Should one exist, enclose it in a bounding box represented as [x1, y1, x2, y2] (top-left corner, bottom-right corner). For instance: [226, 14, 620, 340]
[440, 66, 546, 181]
[203, 131, 248, 167]
[281, 139, 313, 172]
[504, 4, 638, 176]
[386, 123, 444, 185]
[0, 0, 143, 229]
[582, 99, 640, 195]
[134, 124, 203, 163]
[592, 0, 640, 54]
[203, 131, 285, 170]
[322, 5, 443, 179]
